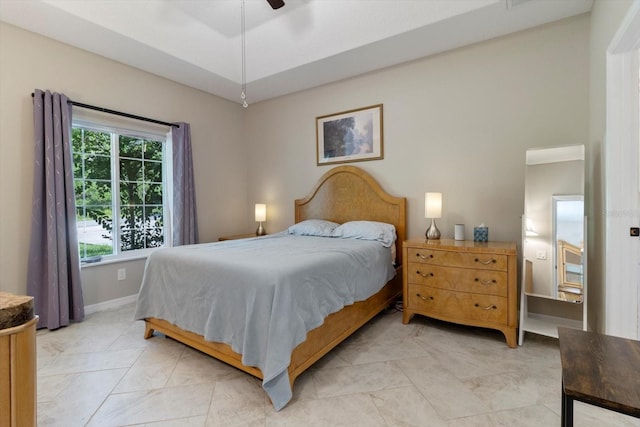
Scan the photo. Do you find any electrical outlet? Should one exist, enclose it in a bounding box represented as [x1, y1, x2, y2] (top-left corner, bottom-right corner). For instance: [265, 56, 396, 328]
[117, 268, 126, 281]
[535, 250, 547, 260]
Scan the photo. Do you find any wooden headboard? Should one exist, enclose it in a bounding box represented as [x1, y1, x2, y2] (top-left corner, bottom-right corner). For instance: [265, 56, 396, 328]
[295, 166, 406, 265]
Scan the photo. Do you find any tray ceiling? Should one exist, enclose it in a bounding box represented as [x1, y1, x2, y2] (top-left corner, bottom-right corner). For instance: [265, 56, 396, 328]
[0, 0, 593, 104]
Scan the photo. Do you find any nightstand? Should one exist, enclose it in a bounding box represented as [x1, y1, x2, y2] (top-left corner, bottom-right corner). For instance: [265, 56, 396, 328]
[402, 238, 517, 348]
[218, 233, 259, 241]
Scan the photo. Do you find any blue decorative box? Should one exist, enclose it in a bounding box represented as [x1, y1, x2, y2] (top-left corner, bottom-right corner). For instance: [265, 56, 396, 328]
[473, 227, 488, 242]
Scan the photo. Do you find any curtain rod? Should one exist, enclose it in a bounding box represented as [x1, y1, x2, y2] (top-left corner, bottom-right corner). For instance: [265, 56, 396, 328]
[31, 92, 178, 128]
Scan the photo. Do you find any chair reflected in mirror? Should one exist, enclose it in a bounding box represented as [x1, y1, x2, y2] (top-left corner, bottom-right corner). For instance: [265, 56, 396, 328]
[557, 239, 583, 303]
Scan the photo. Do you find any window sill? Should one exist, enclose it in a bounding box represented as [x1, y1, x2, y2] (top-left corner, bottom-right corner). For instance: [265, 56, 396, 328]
[80, 252, 150, 269]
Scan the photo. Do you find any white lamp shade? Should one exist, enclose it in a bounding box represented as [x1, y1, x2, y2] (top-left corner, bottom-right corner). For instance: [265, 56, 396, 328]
[255, 204, 266, 222]
[425, 192, 442, 218]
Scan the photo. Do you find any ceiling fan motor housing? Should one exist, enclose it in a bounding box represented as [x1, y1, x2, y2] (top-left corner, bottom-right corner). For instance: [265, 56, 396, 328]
[267, 0, 285, 10]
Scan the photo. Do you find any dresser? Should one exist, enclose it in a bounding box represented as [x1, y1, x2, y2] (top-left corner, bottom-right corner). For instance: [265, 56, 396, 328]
[402, 239, 517, 348]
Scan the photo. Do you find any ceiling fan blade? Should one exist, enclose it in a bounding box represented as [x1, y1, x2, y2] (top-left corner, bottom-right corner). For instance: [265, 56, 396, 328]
[266, 0, 285, 9]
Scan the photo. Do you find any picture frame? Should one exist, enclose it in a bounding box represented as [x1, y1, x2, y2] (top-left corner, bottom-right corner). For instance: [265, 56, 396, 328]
[316, 104, 383, 166]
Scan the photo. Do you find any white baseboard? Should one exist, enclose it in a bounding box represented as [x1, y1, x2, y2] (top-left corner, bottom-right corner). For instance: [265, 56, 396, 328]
[84, 294, 138, 315]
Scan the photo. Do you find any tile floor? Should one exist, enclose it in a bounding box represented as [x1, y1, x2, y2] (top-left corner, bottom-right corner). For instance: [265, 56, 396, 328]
[36, 303, 640, 427]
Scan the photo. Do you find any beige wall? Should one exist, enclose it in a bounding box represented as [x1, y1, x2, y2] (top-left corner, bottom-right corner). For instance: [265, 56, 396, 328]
[244, 15, 590, 249]
[0, 23, 248, 304]
[587, 0, 633, 333]
[1, 11, 607, 312]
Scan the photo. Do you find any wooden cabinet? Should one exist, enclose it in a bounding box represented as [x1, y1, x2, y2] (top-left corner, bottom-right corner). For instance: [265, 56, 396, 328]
[402, 239, 517, 348]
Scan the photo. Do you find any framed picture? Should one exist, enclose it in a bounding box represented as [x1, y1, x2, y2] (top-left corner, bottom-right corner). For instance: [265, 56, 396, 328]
[316, 104, 383, 166]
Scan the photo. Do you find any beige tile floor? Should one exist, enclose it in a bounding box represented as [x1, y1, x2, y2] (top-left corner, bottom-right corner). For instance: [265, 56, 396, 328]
[36, 303, 640, 427]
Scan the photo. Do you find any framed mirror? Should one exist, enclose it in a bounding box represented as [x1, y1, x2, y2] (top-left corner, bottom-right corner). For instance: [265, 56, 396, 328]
[553, 195, 584, 302]
[523, 145, 586, 302]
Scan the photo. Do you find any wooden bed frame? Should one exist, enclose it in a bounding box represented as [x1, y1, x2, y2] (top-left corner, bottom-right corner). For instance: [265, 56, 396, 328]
[143, 165, 406, 399]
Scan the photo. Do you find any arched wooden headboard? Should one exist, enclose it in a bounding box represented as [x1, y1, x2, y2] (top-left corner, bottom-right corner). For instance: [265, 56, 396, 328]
[295, 166, 406, 265]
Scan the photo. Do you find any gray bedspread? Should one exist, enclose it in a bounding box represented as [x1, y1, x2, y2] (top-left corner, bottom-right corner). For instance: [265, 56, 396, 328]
[134, 232, 395, 411]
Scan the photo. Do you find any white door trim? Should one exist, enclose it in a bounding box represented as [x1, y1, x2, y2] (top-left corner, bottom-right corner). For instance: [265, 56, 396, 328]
[605, 0, 640, 339]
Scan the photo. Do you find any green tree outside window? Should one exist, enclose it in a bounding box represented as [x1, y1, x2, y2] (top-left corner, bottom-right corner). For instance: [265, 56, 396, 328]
[72, 126, 166, 259]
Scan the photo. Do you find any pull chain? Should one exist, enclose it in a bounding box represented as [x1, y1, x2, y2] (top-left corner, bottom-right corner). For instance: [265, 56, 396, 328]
[240, 0, 248, 108]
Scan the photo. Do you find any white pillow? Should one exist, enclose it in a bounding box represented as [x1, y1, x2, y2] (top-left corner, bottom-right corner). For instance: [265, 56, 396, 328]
[331, 221, 397, 248]
[288, 219, 339, 237]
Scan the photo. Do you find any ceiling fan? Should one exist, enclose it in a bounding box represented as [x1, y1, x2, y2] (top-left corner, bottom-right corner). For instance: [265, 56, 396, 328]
[266, 0, 285, 9]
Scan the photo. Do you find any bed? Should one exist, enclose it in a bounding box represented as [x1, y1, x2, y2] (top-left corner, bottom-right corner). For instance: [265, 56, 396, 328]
[135, 165, 406, 411]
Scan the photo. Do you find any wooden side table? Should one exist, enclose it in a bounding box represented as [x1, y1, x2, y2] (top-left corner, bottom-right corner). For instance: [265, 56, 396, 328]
[558, 327, 640, 426]
[0, 292, 37, 427]
[218, 233, 259, 241]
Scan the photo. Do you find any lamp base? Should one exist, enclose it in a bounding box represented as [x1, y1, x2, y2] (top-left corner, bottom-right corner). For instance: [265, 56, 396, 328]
[256, 223, 266, 236]
[426, 219, 441, 240]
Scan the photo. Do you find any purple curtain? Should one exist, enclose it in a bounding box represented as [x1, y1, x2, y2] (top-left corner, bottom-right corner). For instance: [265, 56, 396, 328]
[27, 89, 84, 330]
[171, 122, 198, 245]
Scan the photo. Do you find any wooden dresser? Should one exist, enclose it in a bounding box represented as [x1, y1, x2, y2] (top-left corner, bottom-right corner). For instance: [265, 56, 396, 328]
[402, 239, 517, 348]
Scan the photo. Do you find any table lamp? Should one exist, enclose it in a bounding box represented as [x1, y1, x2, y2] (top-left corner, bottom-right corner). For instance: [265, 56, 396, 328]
[255, 203, 266, 236]
[425, 192, 442, 240]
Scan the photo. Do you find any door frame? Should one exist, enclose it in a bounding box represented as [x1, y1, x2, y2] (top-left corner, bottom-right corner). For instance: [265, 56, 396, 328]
[605, 0, 640, 339]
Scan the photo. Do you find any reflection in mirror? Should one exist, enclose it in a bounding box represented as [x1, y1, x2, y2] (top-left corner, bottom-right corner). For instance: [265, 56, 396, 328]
[553, 195, 584, 302]
[523, 145, 585, 302]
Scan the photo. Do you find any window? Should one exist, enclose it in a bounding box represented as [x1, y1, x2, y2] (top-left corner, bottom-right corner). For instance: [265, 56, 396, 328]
[72, 122, 170, 261]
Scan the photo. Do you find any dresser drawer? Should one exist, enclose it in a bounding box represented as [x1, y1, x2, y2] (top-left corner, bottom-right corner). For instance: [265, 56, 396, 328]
[407, 248, 507, 271]
[407, 262, 508, 297]
[407, 284, 508, 324]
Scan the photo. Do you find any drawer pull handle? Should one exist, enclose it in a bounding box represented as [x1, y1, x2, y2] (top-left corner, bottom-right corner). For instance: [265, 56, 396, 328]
[416, 253, 434, 260]
[416, 270, 434, 278]
[416, 293, 434, 301]
[475, 257, 497, 265]
[474, 303, 497, 310]
[475, 278, 497, 285]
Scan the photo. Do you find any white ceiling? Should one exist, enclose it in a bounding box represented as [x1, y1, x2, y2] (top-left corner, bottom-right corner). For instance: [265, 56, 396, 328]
[0, 0, 593, 105]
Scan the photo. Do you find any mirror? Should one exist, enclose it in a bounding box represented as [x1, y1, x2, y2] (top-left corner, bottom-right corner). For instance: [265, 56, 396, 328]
[523, 145, 585, 302]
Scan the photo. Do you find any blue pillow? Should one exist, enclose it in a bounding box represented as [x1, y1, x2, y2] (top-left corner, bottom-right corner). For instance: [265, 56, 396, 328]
[288, 219, 339, 237]
[331, 221, 396, 247]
